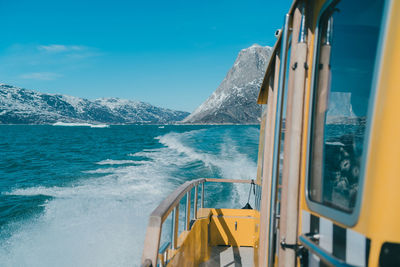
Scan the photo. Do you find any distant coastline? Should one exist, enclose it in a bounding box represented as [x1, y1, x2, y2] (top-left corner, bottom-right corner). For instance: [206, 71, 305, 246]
[0, 84, 189, 125]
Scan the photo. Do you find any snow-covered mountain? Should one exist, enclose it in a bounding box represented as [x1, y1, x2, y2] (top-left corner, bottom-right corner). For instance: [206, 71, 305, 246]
[182, 44, 272, 124]
[326, 92, 356, 122]
[0, 84, 189, 124]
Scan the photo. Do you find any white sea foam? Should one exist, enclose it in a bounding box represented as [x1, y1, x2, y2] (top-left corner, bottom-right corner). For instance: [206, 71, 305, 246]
[83, 167, 119, 174]
[157, 131, 257, 206]
[158, 132, 256, 180]
[89, 124, 109, 128]
[52, 122, 109, 128]
[96, 159, 142, 165]
[0, 128, 257, 267]
[1, 164, 171, 266]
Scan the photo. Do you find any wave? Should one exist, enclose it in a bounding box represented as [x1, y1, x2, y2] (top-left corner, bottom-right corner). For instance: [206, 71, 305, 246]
[156, 131, 257, 207]
[158, 131, 257, 180]
[96, 159, 143, 165]
[2, 162, 172, 266]
[52, 122, 109, 128]
[82, 168, 119, 174]
[1, 127, 258, 266]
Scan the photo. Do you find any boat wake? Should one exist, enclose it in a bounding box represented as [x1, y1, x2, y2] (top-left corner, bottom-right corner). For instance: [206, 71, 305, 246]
[0, 127, 258, 267]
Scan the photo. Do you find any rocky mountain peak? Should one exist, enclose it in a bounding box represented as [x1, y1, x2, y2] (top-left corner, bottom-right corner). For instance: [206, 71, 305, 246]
[182, 44, 272, 124]
[0, 84, 189, 124]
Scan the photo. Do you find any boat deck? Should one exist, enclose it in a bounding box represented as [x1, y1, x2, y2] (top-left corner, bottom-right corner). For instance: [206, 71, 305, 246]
[199, 246, 254, 267]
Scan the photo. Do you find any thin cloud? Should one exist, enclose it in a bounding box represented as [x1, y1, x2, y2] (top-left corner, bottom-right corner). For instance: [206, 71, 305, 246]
[37, 44, 86, 53]
[20, 72, 63, 81]
[0, 44, 100, 81]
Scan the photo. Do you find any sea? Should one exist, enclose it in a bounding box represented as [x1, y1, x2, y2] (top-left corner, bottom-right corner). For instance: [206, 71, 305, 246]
[0, 124, 260, 266]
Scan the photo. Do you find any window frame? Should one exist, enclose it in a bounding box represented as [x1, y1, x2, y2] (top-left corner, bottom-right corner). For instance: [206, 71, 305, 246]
[304, 0, 390, 226]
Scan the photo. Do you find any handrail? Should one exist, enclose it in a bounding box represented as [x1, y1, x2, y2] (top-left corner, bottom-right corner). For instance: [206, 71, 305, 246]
[141, 178, 254, 267]
[299, 234, 357, 267]
[205, 178, 256, 184]
[150, 178, 206, 223]
[268, 12, 291, 267]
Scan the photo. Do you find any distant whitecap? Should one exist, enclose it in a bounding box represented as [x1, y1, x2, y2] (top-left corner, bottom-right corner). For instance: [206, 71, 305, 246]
[52, 122, 109, 128]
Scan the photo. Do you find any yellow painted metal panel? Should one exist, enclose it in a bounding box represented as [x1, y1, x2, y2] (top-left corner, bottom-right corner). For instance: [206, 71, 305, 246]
[355, 1, 400, 265]
[166, 209, 259, 267]
[357, 0, 400, 239]
[167, 218, 210, 267]
[196, 208, 212, 219]
[209, 208, 259, 217]
[298, 0, 400, 265]
[209, 215, 259, 247]
[208, 209, 260, 247]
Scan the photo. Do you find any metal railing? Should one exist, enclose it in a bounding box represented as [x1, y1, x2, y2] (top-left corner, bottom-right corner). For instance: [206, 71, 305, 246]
[141, 178, 257, 267]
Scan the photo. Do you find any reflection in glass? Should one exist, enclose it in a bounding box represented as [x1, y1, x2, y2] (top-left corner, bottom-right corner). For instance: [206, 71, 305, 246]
[309, 0, 384, 212]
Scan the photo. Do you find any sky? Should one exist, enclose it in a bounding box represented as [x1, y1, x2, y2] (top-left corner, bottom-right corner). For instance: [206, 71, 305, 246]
[0, 0, 292, 112]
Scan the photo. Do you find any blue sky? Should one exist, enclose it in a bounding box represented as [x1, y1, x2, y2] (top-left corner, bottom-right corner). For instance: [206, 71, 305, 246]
[0, 0, 292, 112]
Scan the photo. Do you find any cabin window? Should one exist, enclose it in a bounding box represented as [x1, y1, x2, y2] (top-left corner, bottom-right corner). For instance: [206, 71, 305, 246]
[308, 0, 384, 213]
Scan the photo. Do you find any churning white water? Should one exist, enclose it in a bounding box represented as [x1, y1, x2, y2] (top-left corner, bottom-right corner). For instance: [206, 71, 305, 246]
[0, 128, 258, 266]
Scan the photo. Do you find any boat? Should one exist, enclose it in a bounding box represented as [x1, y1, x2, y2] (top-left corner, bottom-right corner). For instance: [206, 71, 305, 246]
[141, 0, 400, 266]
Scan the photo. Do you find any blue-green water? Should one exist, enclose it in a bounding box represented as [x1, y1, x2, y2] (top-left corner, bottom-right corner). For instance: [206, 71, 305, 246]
[0, 125, 259, 266]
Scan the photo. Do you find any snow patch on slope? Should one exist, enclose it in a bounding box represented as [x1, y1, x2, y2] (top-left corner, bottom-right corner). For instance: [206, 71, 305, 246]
[0, 84, 189, 124]
[183, 44, 272, 124]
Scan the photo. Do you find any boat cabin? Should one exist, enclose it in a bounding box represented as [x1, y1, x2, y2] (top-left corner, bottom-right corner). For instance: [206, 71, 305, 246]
[142, 0, 400, 266]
